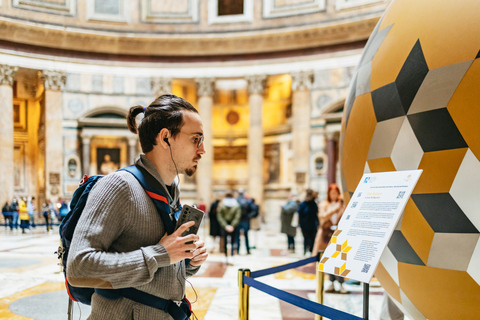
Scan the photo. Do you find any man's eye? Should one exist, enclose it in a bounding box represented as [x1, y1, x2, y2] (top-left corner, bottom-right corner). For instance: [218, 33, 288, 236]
[193, 138, 199, 143]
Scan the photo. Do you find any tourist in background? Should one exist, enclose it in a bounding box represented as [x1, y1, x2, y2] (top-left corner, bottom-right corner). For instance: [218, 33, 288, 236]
[42, 201, 52, 232]
[281, 192, 300, 253]
[298, 189, 319, 255]
[58, 198, 69, 222]
[27, 196, 36, 228]
[2, 201, 12, 230]
[236, 190, 253, 255]
[314, 183, 348, 294]
[208, 197, 221, 252]
[217, 192, 241, 263]
[10, 198, 19, 230]
[19, 197, 30, 233]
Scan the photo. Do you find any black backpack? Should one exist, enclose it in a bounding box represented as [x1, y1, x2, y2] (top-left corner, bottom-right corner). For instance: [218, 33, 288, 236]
[238, 197, 252, 220]
[57, 165, 192, 320]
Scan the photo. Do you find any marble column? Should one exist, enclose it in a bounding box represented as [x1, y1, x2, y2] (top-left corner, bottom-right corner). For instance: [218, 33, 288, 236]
[0, 65, 18, 206]
[128, 137, 138, 165]
[326, 131, 338, 186]
[194, 78, 215, 210]
[151, 77, 172, 97]
[81, 134, 91, 176]
[291, 71, 314, 191]
[41, 70, 66, 202]
[246, 75, 267, 220]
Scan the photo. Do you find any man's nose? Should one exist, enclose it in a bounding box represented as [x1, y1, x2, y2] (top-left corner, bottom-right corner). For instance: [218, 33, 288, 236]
[198, 142, 206, 154]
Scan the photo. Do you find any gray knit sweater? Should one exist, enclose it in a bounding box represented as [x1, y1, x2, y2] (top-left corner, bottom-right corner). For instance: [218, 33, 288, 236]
[67, 155, 200, 319]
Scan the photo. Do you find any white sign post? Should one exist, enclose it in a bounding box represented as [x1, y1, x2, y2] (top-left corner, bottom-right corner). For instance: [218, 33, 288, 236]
[318, 170, 422, 283]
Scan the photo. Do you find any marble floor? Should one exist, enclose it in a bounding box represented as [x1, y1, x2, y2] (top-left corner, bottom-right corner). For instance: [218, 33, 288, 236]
[0, 222, 405, 320]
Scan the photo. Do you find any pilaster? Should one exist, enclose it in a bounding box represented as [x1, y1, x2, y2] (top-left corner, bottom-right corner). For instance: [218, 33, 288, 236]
[0, 65, 17, 206]
[41, 70, 66, 201]
[194, 78, 215, 210]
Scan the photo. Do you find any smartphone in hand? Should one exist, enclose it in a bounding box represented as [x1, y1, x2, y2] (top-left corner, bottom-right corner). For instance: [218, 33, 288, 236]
[175, 205, 204, 239]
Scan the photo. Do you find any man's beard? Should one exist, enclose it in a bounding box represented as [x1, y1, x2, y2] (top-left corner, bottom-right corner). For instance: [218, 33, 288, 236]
[185, 165, 197, 177]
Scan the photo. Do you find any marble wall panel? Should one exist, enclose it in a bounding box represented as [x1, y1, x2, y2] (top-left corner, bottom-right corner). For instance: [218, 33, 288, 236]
[263, 0, 326, 18]
[63, 93, 87, 119]
[113, 76, 125, 94]
[12, 0, 76, 16]
[66, 74, 81, 92]
[141, 0, 199, 23]
[336, 0, 386, 10]
[86, 0, 129, 22]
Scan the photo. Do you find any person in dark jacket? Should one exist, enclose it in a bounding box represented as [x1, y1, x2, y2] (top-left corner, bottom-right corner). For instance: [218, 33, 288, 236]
[217, 193, 241, 261]
[2, 202, 12, 230]
[236, 191, 253, 255]
[10, 198, 19, 230]
[281, 192, 299, 253]
[208, 198, 221, 252]
[298, 189, 319, 255]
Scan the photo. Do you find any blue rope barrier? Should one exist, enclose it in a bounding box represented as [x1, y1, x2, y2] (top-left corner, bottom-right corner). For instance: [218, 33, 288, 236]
[243, 276, 365, 320]
[250, 256, 317, 278]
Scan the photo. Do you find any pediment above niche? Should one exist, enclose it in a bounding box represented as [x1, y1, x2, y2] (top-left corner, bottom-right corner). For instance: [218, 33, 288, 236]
[78, 106, 128, 128]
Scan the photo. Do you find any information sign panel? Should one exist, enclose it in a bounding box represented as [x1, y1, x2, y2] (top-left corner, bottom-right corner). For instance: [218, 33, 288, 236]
[318, 170, 422, 283]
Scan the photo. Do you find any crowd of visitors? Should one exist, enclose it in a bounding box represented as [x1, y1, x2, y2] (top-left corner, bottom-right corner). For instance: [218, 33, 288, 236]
[2, 197, 70, 233]
[280, 183, 350, 294]
[207, 190, 259, 264]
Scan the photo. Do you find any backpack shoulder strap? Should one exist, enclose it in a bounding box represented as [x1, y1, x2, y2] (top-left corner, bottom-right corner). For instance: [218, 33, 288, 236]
[120, 165, 178, 235]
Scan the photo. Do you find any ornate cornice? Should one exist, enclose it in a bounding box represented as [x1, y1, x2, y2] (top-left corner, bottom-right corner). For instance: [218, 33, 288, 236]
[0, 64, 18, 86]
[291, 71, 314, 91]
[195, 78, 215, 97]
[0, 17, 380, 56]
[246, 75, 267, 95]
[41, 70, 66, 91]
[151, 77, 172, 97]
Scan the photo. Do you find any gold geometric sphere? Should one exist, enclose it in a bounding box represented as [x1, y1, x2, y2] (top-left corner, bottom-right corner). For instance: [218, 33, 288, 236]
[340, 0, 480, 319]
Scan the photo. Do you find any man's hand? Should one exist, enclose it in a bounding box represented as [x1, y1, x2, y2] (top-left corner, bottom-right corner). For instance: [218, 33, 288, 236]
[225, 225, 234, 233]
[190, 240, 208, 267]
[158, 221, 199, 264]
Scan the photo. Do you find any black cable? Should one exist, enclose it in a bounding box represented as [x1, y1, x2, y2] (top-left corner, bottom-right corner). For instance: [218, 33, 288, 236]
[168, 144, 179, 187]
[169, 143, 199, 318]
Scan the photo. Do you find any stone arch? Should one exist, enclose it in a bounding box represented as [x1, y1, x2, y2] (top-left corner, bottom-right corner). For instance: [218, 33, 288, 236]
[78, 106, 128, 128]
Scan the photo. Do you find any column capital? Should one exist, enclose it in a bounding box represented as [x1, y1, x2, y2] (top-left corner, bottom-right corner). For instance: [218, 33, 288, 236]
[128, 137, 138, 146]
[246, 75, 267, 95]
[81, 134, 92, 145]
[151, 77, 172, 97]
[0, 65, 18, 86]
[195, 78, 215, 97]
[41, 70, 67, 91]
[291, 71, 314, 91]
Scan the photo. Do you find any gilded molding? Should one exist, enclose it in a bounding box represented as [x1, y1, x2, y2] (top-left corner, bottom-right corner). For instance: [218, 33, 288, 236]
[195, 78, 215, 97]
[0, 65, 18, 86]
[41, 70, 67, 91]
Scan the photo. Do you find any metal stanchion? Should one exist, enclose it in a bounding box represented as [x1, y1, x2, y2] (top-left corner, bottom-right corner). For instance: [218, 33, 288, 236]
[315, 251, 325, 320]
[244, 269, 251, 320]
[67, 297, 73, 320]
[238, 269, 244, 320]
[238, 269, 251, 320]
[363, 282, 370, 320]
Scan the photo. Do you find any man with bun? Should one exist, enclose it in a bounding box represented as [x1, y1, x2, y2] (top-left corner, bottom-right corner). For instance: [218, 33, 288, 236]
[67, 94, 208, 319]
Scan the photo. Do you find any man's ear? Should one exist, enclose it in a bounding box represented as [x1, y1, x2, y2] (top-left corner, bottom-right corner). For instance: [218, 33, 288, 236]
[158, 128, 170, 148]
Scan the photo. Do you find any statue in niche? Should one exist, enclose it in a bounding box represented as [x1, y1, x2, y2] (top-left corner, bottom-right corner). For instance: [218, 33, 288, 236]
[100, 154, 119, 175]
[97, 148, 120, 175]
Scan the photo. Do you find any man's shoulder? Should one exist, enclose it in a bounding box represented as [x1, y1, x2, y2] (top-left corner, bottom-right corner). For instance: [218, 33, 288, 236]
[92, 170, 143, 194]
